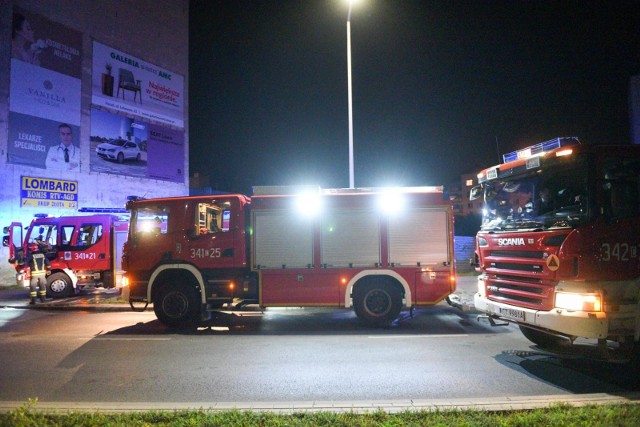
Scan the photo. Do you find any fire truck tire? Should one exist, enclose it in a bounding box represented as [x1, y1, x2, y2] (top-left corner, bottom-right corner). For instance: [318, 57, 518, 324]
[47, 272, 72, 298]
[519, 325, 569, 349]
[153, 285, 200, 328]
[353, 281, 402, 326]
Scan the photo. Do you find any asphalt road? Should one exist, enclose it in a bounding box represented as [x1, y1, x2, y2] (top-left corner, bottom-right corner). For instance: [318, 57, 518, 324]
[1, 298, 638, 407]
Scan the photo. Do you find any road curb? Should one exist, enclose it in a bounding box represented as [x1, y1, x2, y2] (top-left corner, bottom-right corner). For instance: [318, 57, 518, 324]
[0, 303, 146, 312]
[0, 393, 639, 414]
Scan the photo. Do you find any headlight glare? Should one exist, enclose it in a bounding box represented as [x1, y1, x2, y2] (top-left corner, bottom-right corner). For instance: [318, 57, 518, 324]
[555, 292, 601, 312]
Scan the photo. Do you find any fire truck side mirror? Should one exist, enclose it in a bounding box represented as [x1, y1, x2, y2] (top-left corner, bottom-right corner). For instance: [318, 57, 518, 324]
[469, 185, 483, 201]
[2, 235, 9, 247]
[2, 226, 9, 234]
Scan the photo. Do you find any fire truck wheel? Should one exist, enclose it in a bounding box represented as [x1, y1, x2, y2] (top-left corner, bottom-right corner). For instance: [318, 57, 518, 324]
[154, 285, 199, 328]
[519, 325, 569, 349]
[47, 273, 72, 298]
[353, 282, 402, 326]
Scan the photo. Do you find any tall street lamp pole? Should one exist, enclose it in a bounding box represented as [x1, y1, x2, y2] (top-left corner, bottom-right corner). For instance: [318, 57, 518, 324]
[347, 1, 355, 189]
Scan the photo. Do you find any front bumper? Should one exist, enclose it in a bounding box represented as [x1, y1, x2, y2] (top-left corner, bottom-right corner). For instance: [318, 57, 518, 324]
[474, 293, 608, 339]
[97, 152, 117, 160]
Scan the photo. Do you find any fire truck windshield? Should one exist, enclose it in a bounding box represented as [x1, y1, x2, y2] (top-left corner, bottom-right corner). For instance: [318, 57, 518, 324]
[131, 206, 169, 236]
[479, 156, 590, 231]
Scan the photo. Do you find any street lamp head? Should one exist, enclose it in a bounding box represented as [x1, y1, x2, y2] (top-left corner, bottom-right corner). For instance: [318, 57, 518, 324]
[347, 0, 361, 21]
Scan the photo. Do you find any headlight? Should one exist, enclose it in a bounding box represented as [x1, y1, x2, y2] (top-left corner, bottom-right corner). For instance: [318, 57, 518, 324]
[555, 292, 601, 312]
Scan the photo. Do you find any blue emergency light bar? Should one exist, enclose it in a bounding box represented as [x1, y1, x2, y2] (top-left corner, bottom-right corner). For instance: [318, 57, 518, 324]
[78, 207, 128, 213]
[502, 137, 580, 163]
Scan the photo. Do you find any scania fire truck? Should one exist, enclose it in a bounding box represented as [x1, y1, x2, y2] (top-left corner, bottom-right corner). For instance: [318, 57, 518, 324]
[123, 186, 456, 327]
[5, 213, 129, 297]
[471, 138, 640, 360]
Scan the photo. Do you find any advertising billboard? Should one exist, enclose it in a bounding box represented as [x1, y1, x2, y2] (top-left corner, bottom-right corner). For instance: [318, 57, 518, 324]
[90, 108, 184, 183]
[91, 42, 185, 129]
[8, 7, 82, 171]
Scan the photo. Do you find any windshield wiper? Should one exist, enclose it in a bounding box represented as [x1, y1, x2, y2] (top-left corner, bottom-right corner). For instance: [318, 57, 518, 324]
[482, 219, 544, 232]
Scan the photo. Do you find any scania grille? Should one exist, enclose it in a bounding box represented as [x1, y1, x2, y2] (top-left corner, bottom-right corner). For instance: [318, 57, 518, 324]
[484, 249, 555, 310]
[489, 262, 543, 273]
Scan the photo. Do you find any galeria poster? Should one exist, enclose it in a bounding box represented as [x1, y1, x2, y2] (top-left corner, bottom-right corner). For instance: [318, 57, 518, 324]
[91, 41, 185, 129]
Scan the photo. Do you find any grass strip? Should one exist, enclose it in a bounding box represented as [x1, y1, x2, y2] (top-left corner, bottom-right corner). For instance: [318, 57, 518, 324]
[2, 400, 640, 427]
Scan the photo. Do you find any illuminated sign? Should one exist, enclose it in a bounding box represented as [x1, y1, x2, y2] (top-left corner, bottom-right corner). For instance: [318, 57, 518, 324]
[20, 176, 78, 209]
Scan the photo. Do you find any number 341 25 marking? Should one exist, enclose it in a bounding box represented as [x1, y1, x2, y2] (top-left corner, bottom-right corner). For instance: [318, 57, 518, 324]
[600, 243, 638, 262]
[190, 248, 221, 258]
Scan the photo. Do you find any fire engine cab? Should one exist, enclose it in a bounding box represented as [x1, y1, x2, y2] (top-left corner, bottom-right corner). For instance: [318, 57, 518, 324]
[5, 213, 129, 297]
[123, 186, 456, 327]
[471, 138, 640, 360]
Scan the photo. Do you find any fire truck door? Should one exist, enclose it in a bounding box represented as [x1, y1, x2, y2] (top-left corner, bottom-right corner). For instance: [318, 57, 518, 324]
[590, 156, 640, 280]
[67, 222, 110, 271]
[189, 202, 239, 268]
[5, 222, 23, 261]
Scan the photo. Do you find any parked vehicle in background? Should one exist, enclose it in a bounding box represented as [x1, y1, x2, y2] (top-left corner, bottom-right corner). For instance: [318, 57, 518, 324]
[123, 186, 456, 327]
[4, 213, 129, 297]
[471, 138, 640, 361]
[96, 138, 141, 163]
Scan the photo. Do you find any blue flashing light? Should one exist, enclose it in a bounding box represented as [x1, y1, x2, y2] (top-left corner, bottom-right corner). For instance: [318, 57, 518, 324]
[502, 137, 580, 163]
[78, 207, 129, 213]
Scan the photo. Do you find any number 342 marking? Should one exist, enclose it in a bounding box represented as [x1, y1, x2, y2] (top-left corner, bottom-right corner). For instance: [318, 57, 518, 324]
[600, 243, 638, 262]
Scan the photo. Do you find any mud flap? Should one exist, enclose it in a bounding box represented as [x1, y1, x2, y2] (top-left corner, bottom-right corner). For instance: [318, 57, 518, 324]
[129, 300, 149, 312]
[200, 303, 211, 321]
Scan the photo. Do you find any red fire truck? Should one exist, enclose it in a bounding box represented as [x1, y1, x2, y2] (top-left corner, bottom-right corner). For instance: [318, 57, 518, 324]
[123, 186, 456, 327]
[5, 213, 129, 297]
[471, 138, 640, 360]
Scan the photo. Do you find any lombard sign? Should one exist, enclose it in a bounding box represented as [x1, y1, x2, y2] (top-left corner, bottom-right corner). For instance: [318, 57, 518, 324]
[20, 176, 78, 209]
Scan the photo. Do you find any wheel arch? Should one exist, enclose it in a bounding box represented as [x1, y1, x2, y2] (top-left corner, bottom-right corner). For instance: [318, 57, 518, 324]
[344, 270, 411, 308]
[148, 264, 205, 304]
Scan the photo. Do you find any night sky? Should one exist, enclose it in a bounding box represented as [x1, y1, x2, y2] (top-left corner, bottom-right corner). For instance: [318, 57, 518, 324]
[189, 0, 640, 195]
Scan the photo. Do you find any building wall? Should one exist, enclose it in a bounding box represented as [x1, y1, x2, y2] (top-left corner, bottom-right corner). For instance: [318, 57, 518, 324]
[0, 0, 189, 284]
[449, 172, 483, 217]
[454, 236, 476, 273]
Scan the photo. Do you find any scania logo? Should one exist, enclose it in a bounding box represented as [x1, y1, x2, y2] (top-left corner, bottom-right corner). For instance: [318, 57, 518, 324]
[497, 238, 525, 246]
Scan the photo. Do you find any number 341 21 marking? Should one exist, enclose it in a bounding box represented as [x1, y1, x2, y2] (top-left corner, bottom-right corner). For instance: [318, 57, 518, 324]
[600, 243, 638, 262]
[190, 248, 221, 258]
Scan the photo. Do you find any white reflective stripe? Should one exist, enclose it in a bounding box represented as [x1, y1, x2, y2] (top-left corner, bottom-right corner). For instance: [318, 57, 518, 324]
[344, 270, 412, 308]
[147, 264, 206, 303]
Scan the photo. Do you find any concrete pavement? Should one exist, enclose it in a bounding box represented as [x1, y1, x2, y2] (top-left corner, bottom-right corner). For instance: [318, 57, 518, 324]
[0, 285, 136, 311]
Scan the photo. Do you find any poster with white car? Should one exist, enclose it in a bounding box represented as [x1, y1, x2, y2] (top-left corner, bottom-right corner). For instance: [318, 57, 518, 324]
[90, 107, 184, 182]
